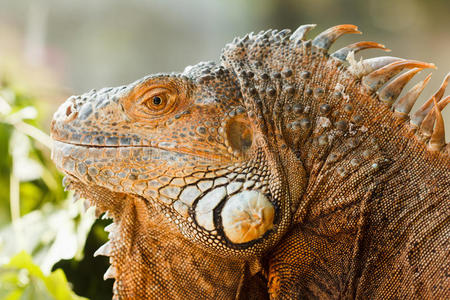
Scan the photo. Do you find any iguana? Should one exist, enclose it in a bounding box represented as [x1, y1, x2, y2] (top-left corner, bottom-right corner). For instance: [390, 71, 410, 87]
[50, 24, 449, 299]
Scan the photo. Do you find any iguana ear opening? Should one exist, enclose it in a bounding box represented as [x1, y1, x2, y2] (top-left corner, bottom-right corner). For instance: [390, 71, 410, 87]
[225, 115, 253, 155]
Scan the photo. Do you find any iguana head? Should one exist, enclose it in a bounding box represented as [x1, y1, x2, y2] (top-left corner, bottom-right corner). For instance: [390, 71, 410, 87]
[51, 24, 449, 298]
[51, 57, 304, 257]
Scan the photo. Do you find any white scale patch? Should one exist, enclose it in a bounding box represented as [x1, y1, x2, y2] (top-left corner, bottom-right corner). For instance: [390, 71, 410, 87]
[179, 186, 201, 206]
[195, 187, 226, 230]
[226, 181, 243, 195]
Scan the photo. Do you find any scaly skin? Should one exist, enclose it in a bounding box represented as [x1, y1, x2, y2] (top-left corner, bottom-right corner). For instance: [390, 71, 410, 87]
[51, 24, 449, 299]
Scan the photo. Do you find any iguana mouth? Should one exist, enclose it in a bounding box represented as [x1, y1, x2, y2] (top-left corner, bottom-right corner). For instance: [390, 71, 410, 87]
[53, 139, 124, 148]
[52, 139, 230, 162]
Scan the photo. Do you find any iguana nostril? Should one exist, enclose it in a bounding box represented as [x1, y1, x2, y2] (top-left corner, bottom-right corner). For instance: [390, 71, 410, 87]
[63, 103, 79, 122]
[66, 104, 72, 116]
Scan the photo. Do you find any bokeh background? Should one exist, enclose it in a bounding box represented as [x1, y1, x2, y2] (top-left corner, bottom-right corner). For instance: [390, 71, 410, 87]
[0, 0, 448, 299]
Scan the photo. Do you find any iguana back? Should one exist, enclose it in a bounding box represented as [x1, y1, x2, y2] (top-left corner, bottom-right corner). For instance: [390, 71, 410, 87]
[51, 24, 449, 299]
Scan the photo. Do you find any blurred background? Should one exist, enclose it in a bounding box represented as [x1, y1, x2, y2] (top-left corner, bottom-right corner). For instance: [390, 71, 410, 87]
[0, 0, 448, 299]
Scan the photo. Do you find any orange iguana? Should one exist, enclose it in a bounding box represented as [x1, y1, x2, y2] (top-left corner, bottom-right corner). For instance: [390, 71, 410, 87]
[50, 24, 449, 299]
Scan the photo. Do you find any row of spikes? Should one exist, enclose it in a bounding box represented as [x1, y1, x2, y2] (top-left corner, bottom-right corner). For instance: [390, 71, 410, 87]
[309, 24, 449, 153]
[294, 24, 449, 153]
[229, 24, 449, 153]
[62, 176, 117, 280]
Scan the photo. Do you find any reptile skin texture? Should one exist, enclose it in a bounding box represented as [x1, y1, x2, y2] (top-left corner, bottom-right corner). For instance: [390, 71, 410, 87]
[50, 24, 449, 299]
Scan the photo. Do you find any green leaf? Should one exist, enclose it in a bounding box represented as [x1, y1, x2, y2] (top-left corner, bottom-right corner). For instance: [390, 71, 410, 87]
[0, 251, 88, 300]
[1, 289, 22, 300]
[0, 201, 96, 274]
[45, 269, 83, 300]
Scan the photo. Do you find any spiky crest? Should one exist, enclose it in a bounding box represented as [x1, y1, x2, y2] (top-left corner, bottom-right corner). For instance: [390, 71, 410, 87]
[221, 24, 449, 158]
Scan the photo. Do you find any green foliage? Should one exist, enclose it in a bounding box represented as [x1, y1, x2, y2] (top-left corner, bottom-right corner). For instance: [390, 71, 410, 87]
[0, 251, 87, 300]
[0, 82, 66, 227]
[54, 220, 113, 300]
[0, 78, 107, 299]
[0, 201, 97, 274]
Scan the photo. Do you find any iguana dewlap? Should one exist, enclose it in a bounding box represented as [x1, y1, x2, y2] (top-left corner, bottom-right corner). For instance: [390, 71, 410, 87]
[51, 24, 449, 299]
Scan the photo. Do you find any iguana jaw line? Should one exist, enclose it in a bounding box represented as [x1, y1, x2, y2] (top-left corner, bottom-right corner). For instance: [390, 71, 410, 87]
[52, 139, 230, 162]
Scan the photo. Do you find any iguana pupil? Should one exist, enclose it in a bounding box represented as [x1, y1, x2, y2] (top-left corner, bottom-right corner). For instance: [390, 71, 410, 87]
[153, 95, 162, 105]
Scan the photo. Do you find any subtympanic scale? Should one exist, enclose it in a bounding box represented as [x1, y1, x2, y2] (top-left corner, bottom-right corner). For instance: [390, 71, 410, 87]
[221, 190, 274, 244]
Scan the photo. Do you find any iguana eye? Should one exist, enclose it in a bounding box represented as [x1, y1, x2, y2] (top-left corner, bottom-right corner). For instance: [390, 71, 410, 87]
[136, 86, 180, 116]
[152, 96, 162, 106]
[121, 82, 184, 120]
[143, 93, 168, 111]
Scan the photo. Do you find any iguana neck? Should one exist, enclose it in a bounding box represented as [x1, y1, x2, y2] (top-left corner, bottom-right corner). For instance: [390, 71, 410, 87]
[276, 104, 449, 297]
[105, 194, 262, 299]
[292, 93, 448, 223]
